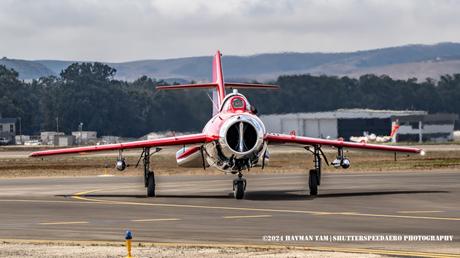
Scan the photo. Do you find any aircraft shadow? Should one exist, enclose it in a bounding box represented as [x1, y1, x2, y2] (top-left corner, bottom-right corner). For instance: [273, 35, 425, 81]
[315, 190, 448, 198]
[242, 190, 448, 201]
[58, 194, 147, 199]
[60, 190, 311, 201]
[58, 190, 448, 201]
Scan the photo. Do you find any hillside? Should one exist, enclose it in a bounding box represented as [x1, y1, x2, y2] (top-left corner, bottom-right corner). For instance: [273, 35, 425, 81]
[0, 57, 55, 79]
[2, 42, 460, 81]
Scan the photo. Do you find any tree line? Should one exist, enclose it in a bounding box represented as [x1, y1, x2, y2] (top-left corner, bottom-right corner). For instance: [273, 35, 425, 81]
[0, 62, 459, 137]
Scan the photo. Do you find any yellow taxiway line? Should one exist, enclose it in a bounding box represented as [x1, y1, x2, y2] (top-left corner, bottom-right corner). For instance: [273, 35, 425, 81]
[72, 188, 460, 222]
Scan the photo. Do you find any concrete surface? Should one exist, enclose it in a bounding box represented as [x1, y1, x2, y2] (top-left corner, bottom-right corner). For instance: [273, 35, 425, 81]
[0, 172, 459, 257]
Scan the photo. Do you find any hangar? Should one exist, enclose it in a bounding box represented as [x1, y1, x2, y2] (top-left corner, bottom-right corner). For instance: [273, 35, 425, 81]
[260, 109, 457, 142]
[394, 113, 458, 142]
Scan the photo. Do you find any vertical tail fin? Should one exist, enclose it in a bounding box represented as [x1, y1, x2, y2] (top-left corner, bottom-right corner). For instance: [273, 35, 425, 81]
[390, 121, 400, 137]
[212, 51, 225, 107]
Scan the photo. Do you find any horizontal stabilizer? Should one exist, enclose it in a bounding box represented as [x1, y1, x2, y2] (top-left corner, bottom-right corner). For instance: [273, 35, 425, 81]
[156, 83, 218, 90]
[156, 82, 278, 91]
[224, 82, 279, 90]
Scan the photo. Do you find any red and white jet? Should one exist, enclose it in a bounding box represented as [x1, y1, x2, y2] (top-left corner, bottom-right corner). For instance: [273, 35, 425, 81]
[30, 51, 424, 199]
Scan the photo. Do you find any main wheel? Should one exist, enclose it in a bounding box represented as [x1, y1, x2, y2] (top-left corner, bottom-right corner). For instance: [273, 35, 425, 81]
[147, 172, 155, 197]
[233, 179, 246, 199]
[309, 169, 318, 196]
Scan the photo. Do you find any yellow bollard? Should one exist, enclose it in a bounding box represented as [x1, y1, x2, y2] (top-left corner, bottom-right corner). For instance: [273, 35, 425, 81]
[104, 163, 109, 176]
[125, 230, 133, 258]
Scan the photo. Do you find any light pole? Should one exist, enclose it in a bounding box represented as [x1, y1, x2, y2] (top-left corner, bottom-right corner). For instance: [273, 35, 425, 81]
[78, 122, 84, 145]
[18, 117, 22, 144]
[56, 117, 59, 133]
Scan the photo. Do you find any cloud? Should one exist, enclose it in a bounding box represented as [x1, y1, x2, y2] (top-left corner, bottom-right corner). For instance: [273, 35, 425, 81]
[0, 0, 459, 61]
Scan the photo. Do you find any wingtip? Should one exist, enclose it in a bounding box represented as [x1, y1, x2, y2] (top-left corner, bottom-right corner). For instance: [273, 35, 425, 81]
[29, 151, 44, 158]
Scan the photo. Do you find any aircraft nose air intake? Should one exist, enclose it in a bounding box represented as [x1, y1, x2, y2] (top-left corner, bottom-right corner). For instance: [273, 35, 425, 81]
[218, 115, 265, 159]
[226, 120, 257, 153]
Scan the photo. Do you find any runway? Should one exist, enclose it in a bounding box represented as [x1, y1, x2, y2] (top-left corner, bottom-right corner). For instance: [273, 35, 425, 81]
[0, 171, 459, 256]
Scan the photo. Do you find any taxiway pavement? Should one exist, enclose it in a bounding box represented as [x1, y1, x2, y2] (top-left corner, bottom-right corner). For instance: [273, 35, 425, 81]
[0, 171, 459, 256]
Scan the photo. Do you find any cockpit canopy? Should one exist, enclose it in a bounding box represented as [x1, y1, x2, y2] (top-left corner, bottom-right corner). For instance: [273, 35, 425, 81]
[220, 93, 252, 113]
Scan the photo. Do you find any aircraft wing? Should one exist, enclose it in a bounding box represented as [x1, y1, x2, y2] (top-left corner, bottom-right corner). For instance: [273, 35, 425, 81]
[30, 133, 216, 157]
[265, 133, 423, 154]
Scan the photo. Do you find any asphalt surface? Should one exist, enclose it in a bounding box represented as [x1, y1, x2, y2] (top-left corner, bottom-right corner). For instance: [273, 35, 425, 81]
[0, 171, 459, 256]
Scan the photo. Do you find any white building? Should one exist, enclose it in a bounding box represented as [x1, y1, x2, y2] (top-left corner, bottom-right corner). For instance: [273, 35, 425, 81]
[53, 135, 75, 147]
[72, 131, 97, 144]
[40, 131, 65, 145]
[15, 135, 30, 145]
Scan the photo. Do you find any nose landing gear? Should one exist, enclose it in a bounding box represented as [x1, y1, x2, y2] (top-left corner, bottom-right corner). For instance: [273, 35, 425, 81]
[233, 172, 247, 199]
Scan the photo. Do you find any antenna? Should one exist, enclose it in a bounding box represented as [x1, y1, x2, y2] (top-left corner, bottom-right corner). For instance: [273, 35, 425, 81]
[206, 91, 219, 114]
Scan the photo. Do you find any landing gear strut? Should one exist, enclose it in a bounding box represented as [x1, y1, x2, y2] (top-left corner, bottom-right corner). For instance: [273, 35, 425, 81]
[306, 145, 328, 196]
[135, 147, 161, 197]
[141, 147, 155, 197]
[233, 172, 247, 199]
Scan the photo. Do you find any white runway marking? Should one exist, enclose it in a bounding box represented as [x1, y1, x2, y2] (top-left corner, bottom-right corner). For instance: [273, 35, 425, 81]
[39, 221, 89, 225]
[131, 218, 181, 222]
[223, 215, 272, 219]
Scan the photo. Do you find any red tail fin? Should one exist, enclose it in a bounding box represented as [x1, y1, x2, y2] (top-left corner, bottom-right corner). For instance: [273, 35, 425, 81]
[212, 51, 225, 106]
[390, 122, 400, 137]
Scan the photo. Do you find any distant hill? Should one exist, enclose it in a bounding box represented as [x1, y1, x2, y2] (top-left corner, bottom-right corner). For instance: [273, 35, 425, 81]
[0, 57, 55, 79]
[2, 42, 460, 81]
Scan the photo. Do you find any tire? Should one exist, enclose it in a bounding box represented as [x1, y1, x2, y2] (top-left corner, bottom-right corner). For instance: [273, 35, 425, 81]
[147, 172, 155, 197]
[309, 169, 318, 196]
[234, 180, 245, 199]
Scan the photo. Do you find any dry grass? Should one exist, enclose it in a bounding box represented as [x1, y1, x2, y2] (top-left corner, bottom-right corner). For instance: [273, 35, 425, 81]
[0, 146, 459, 178]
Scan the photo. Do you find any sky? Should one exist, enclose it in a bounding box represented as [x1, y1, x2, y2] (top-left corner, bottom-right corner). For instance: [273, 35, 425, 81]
[0, 0, 459, 62]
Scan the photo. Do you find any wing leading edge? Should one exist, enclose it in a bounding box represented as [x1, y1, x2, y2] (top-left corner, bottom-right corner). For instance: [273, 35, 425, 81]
[265, 133, 423, 154]
[30, 133, 217, 157]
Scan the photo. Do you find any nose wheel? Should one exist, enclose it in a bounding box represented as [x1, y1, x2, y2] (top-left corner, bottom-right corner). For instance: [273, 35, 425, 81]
[233, 172, 247, 199]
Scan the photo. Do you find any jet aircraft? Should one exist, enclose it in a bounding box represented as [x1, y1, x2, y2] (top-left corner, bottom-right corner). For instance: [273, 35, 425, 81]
[30, 51, 424, 199]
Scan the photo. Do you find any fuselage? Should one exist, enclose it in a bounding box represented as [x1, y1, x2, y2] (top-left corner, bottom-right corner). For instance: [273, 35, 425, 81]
[176, 92, 267, 173]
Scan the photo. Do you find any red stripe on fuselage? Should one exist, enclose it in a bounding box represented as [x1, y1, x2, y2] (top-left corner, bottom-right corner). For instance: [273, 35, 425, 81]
[176, 146, 201, 160]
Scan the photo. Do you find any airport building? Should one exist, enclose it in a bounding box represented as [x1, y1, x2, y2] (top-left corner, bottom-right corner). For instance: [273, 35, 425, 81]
[53, 135, 75, 147]
[393, 113, 458, 142]
[15, 135, 31, 145]
[72, 131, 97, 145]
[40, 131, 65, 145]
[260, 109, 457, 142]
[0, 115, 16, 144]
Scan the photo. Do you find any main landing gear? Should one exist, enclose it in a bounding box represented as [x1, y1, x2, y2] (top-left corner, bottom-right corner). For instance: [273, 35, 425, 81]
[305, 145, 328, 196]
[136, 147, 161, 197]
[233, 172, 247, 199]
